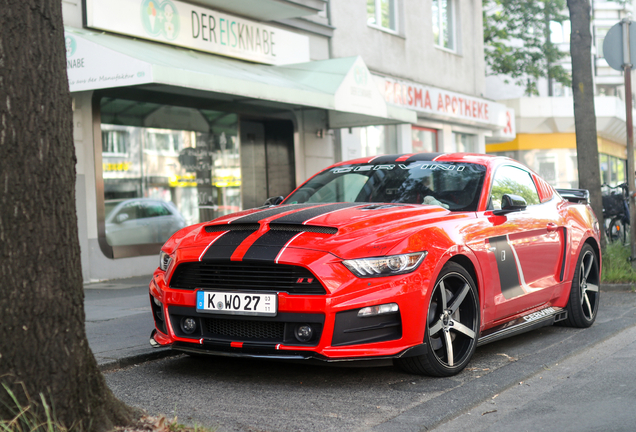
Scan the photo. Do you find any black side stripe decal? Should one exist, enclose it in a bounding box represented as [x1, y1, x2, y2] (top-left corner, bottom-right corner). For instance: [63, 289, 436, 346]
[559, 227, 567, 282]
[489, 236, 525, 299]
[272, 203, 360, 225]
[201, 230, 255, 261]
[242, 230, 299, 262]
[229, 204, 317, 224]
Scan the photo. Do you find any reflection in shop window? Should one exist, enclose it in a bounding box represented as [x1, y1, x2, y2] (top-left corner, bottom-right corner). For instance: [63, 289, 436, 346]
[100, 100, 240, 248]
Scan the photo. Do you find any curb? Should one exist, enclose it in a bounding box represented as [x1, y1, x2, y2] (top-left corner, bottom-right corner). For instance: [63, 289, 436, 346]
[98, 349, 181, 372]
[601, 283, 635, 292]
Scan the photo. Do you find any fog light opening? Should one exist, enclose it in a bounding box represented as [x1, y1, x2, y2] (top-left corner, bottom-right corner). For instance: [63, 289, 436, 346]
[358, 303, 399, 317]
[181, 317, 197, 335]
[295, 324, 313, 342]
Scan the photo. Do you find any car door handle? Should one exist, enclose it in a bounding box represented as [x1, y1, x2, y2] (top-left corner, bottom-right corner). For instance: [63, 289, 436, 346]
[547, 223, 559, 233]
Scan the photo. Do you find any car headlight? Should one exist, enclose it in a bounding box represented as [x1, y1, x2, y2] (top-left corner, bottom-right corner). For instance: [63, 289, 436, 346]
[342, 252, 427, 278]
[159, 251, 172, 272]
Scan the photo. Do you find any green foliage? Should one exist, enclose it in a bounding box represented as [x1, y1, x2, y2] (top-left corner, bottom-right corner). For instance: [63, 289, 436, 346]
[0, 385, 67, 432]
[602, 241, 636, 284]
[491, 177, 540, 208]
[483, 0, 571, 95]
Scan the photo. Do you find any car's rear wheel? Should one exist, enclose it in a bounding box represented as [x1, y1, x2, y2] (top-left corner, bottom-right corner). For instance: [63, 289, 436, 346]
[396, 262, 479, 376]
[564, 243, 600, 328]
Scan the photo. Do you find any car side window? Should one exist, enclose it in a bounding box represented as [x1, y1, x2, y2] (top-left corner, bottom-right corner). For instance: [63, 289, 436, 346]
[117, 202, 143, 221]
[490, 166, 541, 210]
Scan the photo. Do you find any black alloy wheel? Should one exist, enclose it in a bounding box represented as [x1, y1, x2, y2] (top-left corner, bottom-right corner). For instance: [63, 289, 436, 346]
[396, 262, 479, 376]
[565, 243, 600, 328]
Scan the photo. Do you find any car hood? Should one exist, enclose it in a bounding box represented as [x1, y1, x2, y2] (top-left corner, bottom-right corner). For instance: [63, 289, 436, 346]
[176, 203, 471, 260]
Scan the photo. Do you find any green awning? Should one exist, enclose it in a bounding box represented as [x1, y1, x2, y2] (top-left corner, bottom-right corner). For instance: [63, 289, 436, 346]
[65, 27, 416, 127]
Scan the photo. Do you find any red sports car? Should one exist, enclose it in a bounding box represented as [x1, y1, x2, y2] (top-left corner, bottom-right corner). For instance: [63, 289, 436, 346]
[149, 153, 601, 376]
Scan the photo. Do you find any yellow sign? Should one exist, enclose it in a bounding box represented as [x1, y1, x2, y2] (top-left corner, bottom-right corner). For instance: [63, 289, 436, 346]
[103, 162, 132, 172]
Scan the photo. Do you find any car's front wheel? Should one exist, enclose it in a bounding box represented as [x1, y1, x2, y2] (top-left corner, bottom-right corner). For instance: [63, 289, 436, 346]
[396, 262, 479, 376]
[564, 243, 600, 328]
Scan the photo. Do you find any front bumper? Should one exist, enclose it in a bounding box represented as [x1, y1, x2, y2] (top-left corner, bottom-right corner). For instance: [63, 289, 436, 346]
[148, 260, 430, 360]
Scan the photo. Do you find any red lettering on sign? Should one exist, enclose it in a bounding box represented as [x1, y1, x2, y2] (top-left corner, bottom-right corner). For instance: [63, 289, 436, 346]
[445, 95, 451, 113]
[472, 101, 477, 118]
[437, 94, 444, 111]
[413, 88, 422, 107]
[384, 81, 393, 103]
[464, 99, 471, 116]
[451, 96, 458, 114]
[484, 103, 489, 120]
[424, 91, 432, 109]
[408, 86, 413, 105]
[477, 102, 483, 119]
[504, 111, 512, 134]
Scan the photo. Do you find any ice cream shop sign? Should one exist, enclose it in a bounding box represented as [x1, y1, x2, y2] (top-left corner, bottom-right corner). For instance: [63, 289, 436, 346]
[84, 0, 310, 65]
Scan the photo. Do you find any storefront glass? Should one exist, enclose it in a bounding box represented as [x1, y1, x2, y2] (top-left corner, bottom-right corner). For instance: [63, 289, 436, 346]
[100, 98, 240, 247]
[454, 132, 477, 153]
[360, 125, 398, 156]
[412, 126, 437, 152]
[490, 148, 579, 188]
[600, 153, 626, 186]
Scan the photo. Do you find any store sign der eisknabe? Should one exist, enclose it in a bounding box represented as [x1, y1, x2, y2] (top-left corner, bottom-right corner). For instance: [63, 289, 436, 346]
[84, 0, 311, 65]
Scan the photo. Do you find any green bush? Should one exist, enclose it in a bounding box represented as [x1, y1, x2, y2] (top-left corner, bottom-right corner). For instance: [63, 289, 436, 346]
[602, 241, 636, 284]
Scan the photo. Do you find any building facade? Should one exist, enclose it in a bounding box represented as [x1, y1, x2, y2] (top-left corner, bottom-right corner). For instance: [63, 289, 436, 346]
[63, 0, 512, 282]
[485, 1, 633, 188]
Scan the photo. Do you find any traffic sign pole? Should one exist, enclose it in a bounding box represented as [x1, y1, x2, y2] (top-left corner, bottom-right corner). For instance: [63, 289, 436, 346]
[620, 18, 636, 264]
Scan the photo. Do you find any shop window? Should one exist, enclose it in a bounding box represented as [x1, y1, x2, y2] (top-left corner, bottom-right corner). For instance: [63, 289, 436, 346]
[367, 0, 398, 32]
[412, 126, 437, 153]
[600, 153, 626, 186]
[454, 132, 477, 153]
[98, 97, 240, 253]
[360, 125, 398, 157]
[432, 0, 455, 50]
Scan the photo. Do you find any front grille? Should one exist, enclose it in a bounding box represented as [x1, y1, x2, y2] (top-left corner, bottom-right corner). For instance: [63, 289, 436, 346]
[205, 318, 285, 340]
[170, 262, 327, 294]
[270, 224, 337, 234]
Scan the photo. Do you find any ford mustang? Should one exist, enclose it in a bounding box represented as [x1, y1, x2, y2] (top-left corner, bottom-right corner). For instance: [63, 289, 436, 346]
[149, 153, 601, 376]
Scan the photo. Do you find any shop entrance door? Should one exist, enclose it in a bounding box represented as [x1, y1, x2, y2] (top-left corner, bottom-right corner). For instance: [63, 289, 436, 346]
[241, 120, 295, 209]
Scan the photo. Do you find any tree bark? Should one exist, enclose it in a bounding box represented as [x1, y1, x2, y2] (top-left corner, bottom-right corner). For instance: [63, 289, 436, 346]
[0, 1, 138, 430]
[567, 0, 605, 250]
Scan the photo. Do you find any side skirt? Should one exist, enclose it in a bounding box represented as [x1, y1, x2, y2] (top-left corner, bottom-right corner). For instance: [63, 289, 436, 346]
[477, 307, 568, 347]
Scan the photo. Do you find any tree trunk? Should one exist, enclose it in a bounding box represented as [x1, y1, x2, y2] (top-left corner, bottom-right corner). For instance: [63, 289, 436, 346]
[0, 1, 138, 430]
[567, 0, 605, 250]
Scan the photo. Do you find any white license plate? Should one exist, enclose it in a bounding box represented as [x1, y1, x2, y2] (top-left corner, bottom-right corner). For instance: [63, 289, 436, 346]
[196, 291, 277, 317]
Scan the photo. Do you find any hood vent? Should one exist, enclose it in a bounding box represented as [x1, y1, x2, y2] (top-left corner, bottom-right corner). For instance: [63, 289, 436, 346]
[359, 204, 402, 210]
[270, 224, 337, 234]
[205, 223, 259, 233]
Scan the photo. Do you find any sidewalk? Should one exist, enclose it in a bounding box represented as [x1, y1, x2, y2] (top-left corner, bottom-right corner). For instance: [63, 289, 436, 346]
[84, 275, 634, 372]
[84, 275, 178, 371]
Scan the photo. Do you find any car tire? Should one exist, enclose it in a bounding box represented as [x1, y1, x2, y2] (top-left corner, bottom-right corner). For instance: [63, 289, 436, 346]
[564, 243, 600, 328]
[608, 216, 626, 244]
[396, 262, 479, 377]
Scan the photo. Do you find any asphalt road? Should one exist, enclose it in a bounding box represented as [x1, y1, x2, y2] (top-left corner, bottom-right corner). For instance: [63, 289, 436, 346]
[104, 290, 636, 432]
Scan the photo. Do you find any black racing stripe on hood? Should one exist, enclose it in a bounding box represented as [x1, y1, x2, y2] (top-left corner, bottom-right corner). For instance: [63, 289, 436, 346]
[201, 230, 255, 261]
[229, 204, 317, 224]
[368, 154, 404, 164]
[405, 153, 443, 162]
[241, 230, 299, 262]
[270, 202, 360, 225]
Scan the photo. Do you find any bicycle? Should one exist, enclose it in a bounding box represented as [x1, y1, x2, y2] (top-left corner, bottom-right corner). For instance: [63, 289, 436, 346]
[602, 183, 630, 244]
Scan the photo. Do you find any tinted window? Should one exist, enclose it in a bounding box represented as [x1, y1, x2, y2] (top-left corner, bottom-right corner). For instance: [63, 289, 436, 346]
[490, 166, 541, 210]
[286, 162, 487, 212]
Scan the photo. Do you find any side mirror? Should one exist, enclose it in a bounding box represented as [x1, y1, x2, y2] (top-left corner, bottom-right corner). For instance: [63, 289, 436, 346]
[493, 194, 527, 215]
[115, 213, 129, 224]
[263, 196, 284, 206]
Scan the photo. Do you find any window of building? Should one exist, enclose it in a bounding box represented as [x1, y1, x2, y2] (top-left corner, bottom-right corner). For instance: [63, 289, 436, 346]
[550, 20, 570, 44]
[360, 125, 398, 156]
[600, 153, 626, 186]
[100, 98, 240, 249]
[454, 132, 477, 153]
[432, 0, 455, 50]
[367, 0, 398, 32]
[412, 126, 438, 152]
[490, 165, 541, 210]
[595, 27, 610, 58]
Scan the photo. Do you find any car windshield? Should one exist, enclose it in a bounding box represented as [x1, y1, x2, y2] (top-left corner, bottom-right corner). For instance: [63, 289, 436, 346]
[286, 161, 487, 211]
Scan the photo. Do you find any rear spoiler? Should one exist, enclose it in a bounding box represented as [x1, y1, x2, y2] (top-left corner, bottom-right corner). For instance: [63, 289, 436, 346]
[555, 188, 589, 204]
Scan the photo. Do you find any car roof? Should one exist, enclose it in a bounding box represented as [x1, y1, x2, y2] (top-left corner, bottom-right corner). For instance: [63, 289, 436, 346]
[330, 153, 513, 168]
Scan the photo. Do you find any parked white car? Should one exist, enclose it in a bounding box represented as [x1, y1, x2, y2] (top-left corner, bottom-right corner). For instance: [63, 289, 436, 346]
[105, 199, 187, 246]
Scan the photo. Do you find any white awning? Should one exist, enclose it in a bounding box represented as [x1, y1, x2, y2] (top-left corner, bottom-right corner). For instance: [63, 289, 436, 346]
[65, 27, 416, 128]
